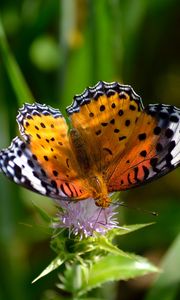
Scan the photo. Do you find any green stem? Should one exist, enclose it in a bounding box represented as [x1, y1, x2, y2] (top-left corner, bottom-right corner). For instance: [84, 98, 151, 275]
[0, 16, 34, 105]
[58, 0, 76, 99]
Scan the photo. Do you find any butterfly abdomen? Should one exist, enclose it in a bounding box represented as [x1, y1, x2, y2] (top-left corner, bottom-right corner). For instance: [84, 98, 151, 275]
[69, 128, 92, 174]
[69, 128, 110, 206]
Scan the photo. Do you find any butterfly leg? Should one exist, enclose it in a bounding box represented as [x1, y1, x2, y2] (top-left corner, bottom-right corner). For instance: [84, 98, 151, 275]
[91, 207, 104, 235]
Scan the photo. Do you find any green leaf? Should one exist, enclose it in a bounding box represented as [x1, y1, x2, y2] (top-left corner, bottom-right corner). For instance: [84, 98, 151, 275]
[32, 255, 66, 283]
[58, 254, 158, 297]
[81, 254, 158, 296]
[145, 233, 180, 300]
[106, 223, 155, 240]
[95, 235, 131, 258]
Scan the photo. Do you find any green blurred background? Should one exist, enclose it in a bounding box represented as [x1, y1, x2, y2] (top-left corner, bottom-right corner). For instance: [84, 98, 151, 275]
[0, 0, 180, 299]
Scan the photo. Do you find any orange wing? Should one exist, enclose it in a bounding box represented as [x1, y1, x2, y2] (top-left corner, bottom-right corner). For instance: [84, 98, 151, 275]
[0, 103, 90, 200]
[67, 81, 143, 171]
[107, 104, 180, 191]
[67, 81, 180, 192]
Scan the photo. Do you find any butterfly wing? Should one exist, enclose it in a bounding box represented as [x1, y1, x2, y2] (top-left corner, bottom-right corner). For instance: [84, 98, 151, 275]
[67, 81, 143, 171]
[0, 103, 90, 200]
[107, 104, 180, 191]
[67, 81, 180, 192]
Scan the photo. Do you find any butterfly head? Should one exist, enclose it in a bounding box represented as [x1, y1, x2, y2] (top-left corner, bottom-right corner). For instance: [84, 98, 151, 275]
[87, 174, 111, 208]
[95, 196, 111, 208]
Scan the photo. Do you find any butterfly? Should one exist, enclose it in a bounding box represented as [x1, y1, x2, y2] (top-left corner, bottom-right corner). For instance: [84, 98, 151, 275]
[0, 81, 180, 208]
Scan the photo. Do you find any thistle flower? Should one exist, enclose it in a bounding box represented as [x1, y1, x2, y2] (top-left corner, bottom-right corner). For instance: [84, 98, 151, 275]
[54, 198, 119, 238]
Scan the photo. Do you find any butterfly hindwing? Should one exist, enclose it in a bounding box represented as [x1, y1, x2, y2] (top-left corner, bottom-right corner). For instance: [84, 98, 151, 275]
[107, 103, 180, 191]
[0, 103, 90, 200]
[0, 136, 61, 197]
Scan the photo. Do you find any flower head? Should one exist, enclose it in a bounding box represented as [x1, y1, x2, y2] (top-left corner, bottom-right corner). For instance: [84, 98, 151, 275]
[54, 198, 119, 238]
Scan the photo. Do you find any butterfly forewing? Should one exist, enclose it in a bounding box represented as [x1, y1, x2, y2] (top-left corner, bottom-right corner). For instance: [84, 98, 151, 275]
[67, 81, 144, 171]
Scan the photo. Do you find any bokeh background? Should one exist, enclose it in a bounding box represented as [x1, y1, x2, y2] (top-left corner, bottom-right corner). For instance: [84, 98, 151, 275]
[0, 0, 180, 299]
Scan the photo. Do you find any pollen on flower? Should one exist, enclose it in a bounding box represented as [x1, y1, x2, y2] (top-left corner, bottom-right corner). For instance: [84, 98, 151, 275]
[53, 199, 119, 238]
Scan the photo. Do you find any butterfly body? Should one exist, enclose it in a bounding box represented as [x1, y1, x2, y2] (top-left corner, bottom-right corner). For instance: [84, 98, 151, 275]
[69, 127, 110, 207]
[0, 81, 180, 208]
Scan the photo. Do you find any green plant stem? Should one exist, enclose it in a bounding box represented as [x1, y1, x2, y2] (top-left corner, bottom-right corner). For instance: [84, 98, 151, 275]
[0, 17, 34, 104]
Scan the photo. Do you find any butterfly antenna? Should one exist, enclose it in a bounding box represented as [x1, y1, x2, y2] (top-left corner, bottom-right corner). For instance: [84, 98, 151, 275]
[112, 201, 158, 217]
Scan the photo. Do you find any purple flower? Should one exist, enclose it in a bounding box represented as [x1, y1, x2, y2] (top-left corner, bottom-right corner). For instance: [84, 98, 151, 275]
[53, 198, 119, 238]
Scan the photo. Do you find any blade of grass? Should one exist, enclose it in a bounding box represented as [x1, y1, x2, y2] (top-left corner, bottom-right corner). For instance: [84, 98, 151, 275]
[0, 17, 34, 105]
[145, 233, 180, 300]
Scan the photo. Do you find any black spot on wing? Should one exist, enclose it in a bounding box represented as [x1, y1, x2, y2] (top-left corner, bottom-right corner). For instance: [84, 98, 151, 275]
[138, 133, 147, 141]
[103, 148, 113, 155]
[142, 166, 149, 180]
[14, 165, 22, 180]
